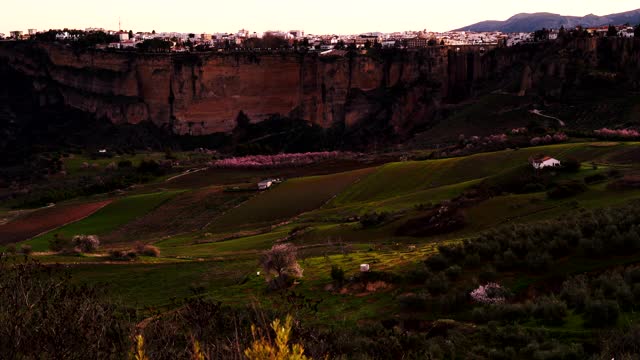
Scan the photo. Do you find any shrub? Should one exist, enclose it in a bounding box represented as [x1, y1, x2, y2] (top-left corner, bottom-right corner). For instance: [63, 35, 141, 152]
[398, 292, 428, 311]
[547, 181, 587, 199]
[562, 158, 581, 172]
[49, 233, 72, 252]
[479, 266, 498, 283]
[19, 244, 33, 255]
[118, 160, 133, 168]
[532, 297, 567, 325]
[359, 212, 388, 228]
[524, 251, 552, 272]
[444, 265, 462, 280]
[522, 183, 546, 193]
[109, 250, 137, 261]
[584, 173, 607, 184]
[72, 235, 100, 253]
[260, 243, 303, 290]
[405, 267, 431, 284]
[133, 242, 160, 257]
[425, 253, 449, 271]
[5, 243, 16, 255]
[330, 265, 345, 285]
[0, 258, 133, 357]
[244, 315, 310, 360]
[584, 300, 619, 327]
[426, 273, 449, 295]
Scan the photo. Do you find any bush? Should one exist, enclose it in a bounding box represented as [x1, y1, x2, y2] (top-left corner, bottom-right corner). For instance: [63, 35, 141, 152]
[133, 242, 160, 257]
[479, 266, 498, 283]
[425, 253, 449, 271]
[117, 160, 133, 168]
[49, 233, 72, 252]
[547, 181, 587, 199]
[0, 258, 133, 357]
[584, 173, 607, 184]
[19, 244, 32, 255]
[398, 292, 428, 311]
[359, 212, 389, 228]
[5, 243, 16, 255]
[532, 297, 567, 325]
[426, 273, 449, 295]
[330, 265, 345, 285]
[562, 158, 581, 172]
[109, 250, 137, 261]
[522, 183, 546, 193]
[72, 235, 100, 253]
[444, 265, 462, 280]
[584, 300, 620, 327]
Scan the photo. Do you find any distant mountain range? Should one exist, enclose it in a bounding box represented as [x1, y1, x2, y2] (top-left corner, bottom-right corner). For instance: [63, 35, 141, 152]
[456, 8, 640, 33]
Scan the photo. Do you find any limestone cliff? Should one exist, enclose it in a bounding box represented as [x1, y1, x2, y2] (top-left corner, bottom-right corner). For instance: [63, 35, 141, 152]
[1, 38, 639, 137]
[0, 43, 496, 135]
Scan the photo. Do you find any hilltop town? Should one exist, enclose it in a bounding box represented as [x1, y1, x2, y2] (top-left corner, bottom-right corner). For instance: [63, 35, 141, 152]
[2, 23, 639, 52]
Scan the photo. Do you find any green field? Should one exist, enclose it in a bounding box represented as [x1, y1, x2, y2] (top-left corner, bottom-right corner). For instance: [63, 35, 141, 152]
[206, 167, 375, 233]
[7, 141, 640, 340]
[24, 191, 182, 251]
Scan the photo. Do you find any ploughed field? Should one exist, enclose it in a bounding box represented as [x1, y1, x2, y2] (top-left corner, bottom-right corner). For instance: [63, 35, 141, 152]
[3, 141, 640, 344]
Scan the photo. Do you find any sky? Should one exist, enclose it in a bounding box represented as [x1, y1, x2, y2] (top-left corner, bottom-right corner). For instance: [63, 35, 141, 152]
[1, 0, 639, 36]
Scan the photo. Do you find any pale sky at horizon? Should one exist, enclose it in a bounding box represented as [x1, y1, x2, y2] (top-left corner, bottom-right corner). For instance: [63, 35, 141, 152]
[1, 0, 639, 36]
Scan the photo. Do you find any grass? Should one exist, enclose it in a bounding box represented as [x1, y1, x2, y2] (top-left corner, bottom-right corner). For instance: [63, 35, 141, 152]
[14, 141, 640, 329]
[158, 230, 289, 258]
[24, 191, 182, 251]
[68, 259, 254, 307]
[206, 167, 375, 233]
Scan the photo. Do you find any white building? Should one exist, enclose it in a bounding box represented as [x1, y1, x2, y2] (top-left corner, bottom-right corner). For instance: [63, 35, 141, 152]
[531, 156, 561, 169]
[258, 179, 274, 190]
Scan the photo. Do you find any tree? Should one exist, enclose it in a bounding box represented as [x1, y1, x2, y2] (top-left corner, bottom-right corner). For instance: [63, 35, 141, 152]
[152, 30, 156, 35]
[635, 24, 640, 37]
[260, 244, 303, 290]
[128, 30, 133, 39]
[607, 25, 618, 37]
[72, 235, 100, 253]
[534, 28, 550, 42]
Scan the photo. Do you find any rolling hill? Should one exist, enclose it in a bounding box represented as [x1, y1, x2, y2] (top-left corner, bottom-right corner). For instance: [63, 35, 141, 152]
[457, 8, 640, 32]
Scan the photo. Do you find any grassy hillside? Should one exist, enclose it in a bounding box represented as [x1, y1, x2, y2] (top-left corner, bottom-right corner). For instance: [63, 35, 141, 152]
[5, 141, 640, 358]
[206, 167, 375, 233]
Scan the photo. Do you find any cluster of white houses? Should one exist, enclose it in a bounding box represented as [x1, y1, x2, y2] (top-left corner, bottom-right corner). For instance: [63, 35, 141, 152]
[2, 24, 636, 50]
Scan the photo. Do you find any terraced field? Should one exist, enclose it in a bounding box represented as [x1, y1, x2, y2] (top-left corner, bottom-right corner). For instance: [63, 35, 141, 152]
[206, 167, 375, 233]
[8, 141, 640, 318]
[24, 191, 182, 251]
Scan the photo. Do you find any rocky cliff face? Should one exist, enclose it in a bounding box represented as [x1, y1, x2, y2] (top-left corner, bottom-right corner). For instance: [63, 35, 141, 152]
[1, 38, 639, 138]
[0, 43, 501, 135]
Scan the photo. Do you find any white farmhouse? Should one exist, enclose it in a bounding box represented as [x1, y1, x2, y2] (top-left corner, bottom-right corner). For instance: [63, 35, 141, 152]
[531, 156, 561, 169]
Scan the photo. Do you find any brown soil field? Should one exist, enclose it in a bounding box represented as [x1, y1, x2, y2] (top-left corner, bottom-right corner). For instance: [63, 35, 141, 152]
[0, 200, 112, 245]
